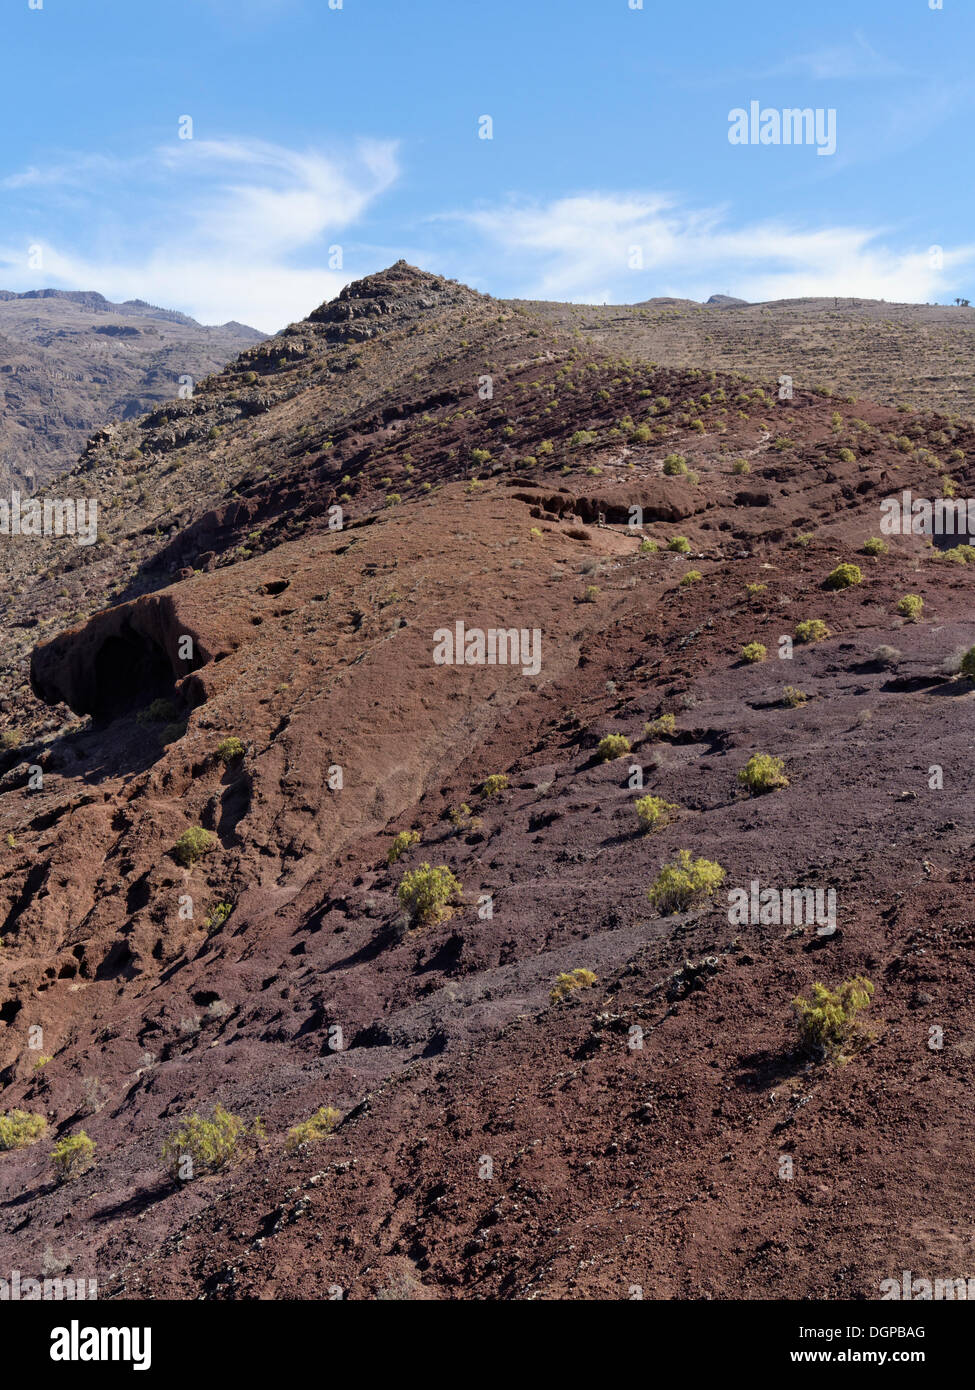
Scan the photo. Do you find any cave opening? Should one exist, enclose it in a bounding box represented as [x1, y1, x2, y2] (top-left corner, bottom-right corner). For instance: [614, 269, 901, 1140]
[93, 624, 175, 720]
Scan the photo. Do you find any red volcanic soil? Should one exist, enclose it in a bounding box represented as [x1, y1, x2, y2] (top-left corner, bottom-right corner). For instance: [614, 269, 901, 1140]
[0, 264, 973, 1300]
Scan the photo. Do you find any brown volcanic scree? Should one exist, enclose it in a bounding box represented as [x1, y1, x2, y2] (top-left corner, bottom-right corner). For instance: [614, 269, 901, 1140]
[0, 263, 973, 1300]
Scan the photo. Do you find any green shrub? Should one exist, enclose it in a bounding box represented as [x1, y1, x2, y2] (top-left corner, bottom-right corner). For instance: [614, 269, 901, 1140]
[639, 537, 658, 554]
[663, 453, 689, 476]
[634, 795, 680, 833]
[793, 977, 874, 1059]
[204, 902, 233, 932]
[838, 448, 856, 464]
[481, 773, 509, 797]
[51, 1131, 95, 1182]
[738, 753, 789, 794]
[215, 736, 245, 764]
[174, 826, 216, 866]
[0, 1110, 46, 1150]
[897, 594, 923, 622]
[387, 830, 421, 864]
[550, 968, 597, 1003]
[649, 850, 725, 914]
[862, 537, 886, 556]
[644, 713, 676, 739]
[582, 585, 600, 602]
[961, 647, 975, 681]
[470, 448, 491, 466]
[825, 563, 862, 590]
[732, 459, 750, 475]
[794, 619, 831, 644]
[741, 642, 767, 663]
[285, 1105, 341, 1151]
[597, 734, 631, 761]
[162, 1104, 245, 1179]
[137, 698, 178, 725]
[668, 536, 691, 554]
[398, 863, 462, 925]
[782, 686, 808, 708]
[680, 570, 703, 586]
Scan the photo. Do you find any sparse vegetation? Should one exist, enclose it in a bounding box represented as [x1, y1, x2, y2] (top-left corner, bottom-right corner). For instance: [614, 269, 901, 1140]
[162, 1104, 245, 1179]
[398, 863, 462, 925]
[825, 563, 863, 590]
[649, 850, 725, 914]
[741, 642, 767, 663]
[794, 619, 831, 644]
[738, 752, 789, 794]
[635, 795, 680, 833]
[215, 736, 245, 764]
[174, 826, 216, 866]
[782, 686, 808, 708]
[0, 1109, 46, 1150]
[51, 1132, 96, 1182]
[285, 1105, 341, 1151]
[862, 537, 887, 556]
[668, 536, 691, 554]
[897, 594, 924, 622]
[793, 977, 874, 1059]
[550, 968, 598, 1003]
[680, 569, 702, 586]
[644, 713, 677, 739]
[481, 773, 509, 797]
[597, 733, 631, 761]
[387, 830, 421, 864]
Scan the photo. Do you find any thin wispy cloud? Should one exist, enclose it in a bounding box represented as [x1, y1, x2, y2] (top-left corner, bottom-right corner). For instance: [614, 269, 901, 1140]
[0, 136, 399, 331]
[445, 193, 975, 305]
[766, 32, 903, 81]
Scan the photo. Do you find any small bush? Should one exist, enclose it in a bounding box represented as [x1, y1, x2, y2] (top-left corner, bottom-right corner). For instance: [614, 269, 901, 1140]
[782, 686, 808, 708]
[162, 1104, 245, 1180]
[961, 647, 975, 681]
[639, 537, 658, 553]
[662, 453, 689, 476]
[174, 826, 216, 866]
[793, 977, 874, 1059]
[680, 570, 702, 586]
[668, 536, 691, 554]
[0, 1110, 46, 1150]
[204, 902, 233, 932]
[649, 850, 725, 914]
[837, 448, 856, 464]
[745, 582, 767, 596]
[137, 698, 178, 725]
[285, 1105, 341, 1151]
[897, 594, 923, 622]
[398, 863, 462, 925]
[387, 830, 421, 864]
[582, 584, 600, 602]
[738, 753, 789, 794]
[550, 968, 598, 1003]
[597, 734, 631, 762]
[741, 642, 767, 663]
[51, 1132, 95, 1183]
[215, 736, 245, 764]
[644, 713, 676, 739]
[481, 773, 509, 798]
[794, 619, 831, 644]
[635, 795, 680, 833]
[862, 537, 886, 556]
[732, 459, 750, 475]
[825, 563, 862, 590]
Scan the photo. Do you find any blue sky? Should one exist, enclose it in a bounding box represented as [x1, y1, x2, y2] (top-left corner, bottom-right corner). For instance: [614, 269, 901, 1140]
[0, 0, 972, 331]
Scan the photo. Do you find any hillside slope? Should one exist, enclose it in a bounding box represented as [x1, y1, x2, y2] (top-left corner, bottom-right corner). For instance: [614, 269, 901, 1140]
[0, 264, 973, 1300]
[0, 289, 264, 490]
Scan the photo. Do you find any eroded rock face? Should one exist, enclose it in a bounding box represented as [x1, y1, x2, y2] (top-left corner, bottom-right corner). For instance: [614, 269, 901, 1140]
[0, 263, 973, 1301]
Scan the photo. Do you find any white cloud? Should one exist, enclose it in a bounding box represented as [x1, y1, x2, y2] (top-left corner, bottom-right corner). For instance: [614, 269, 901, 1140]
[445, 193, 975, 306]
[0, 136, 399, 331]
